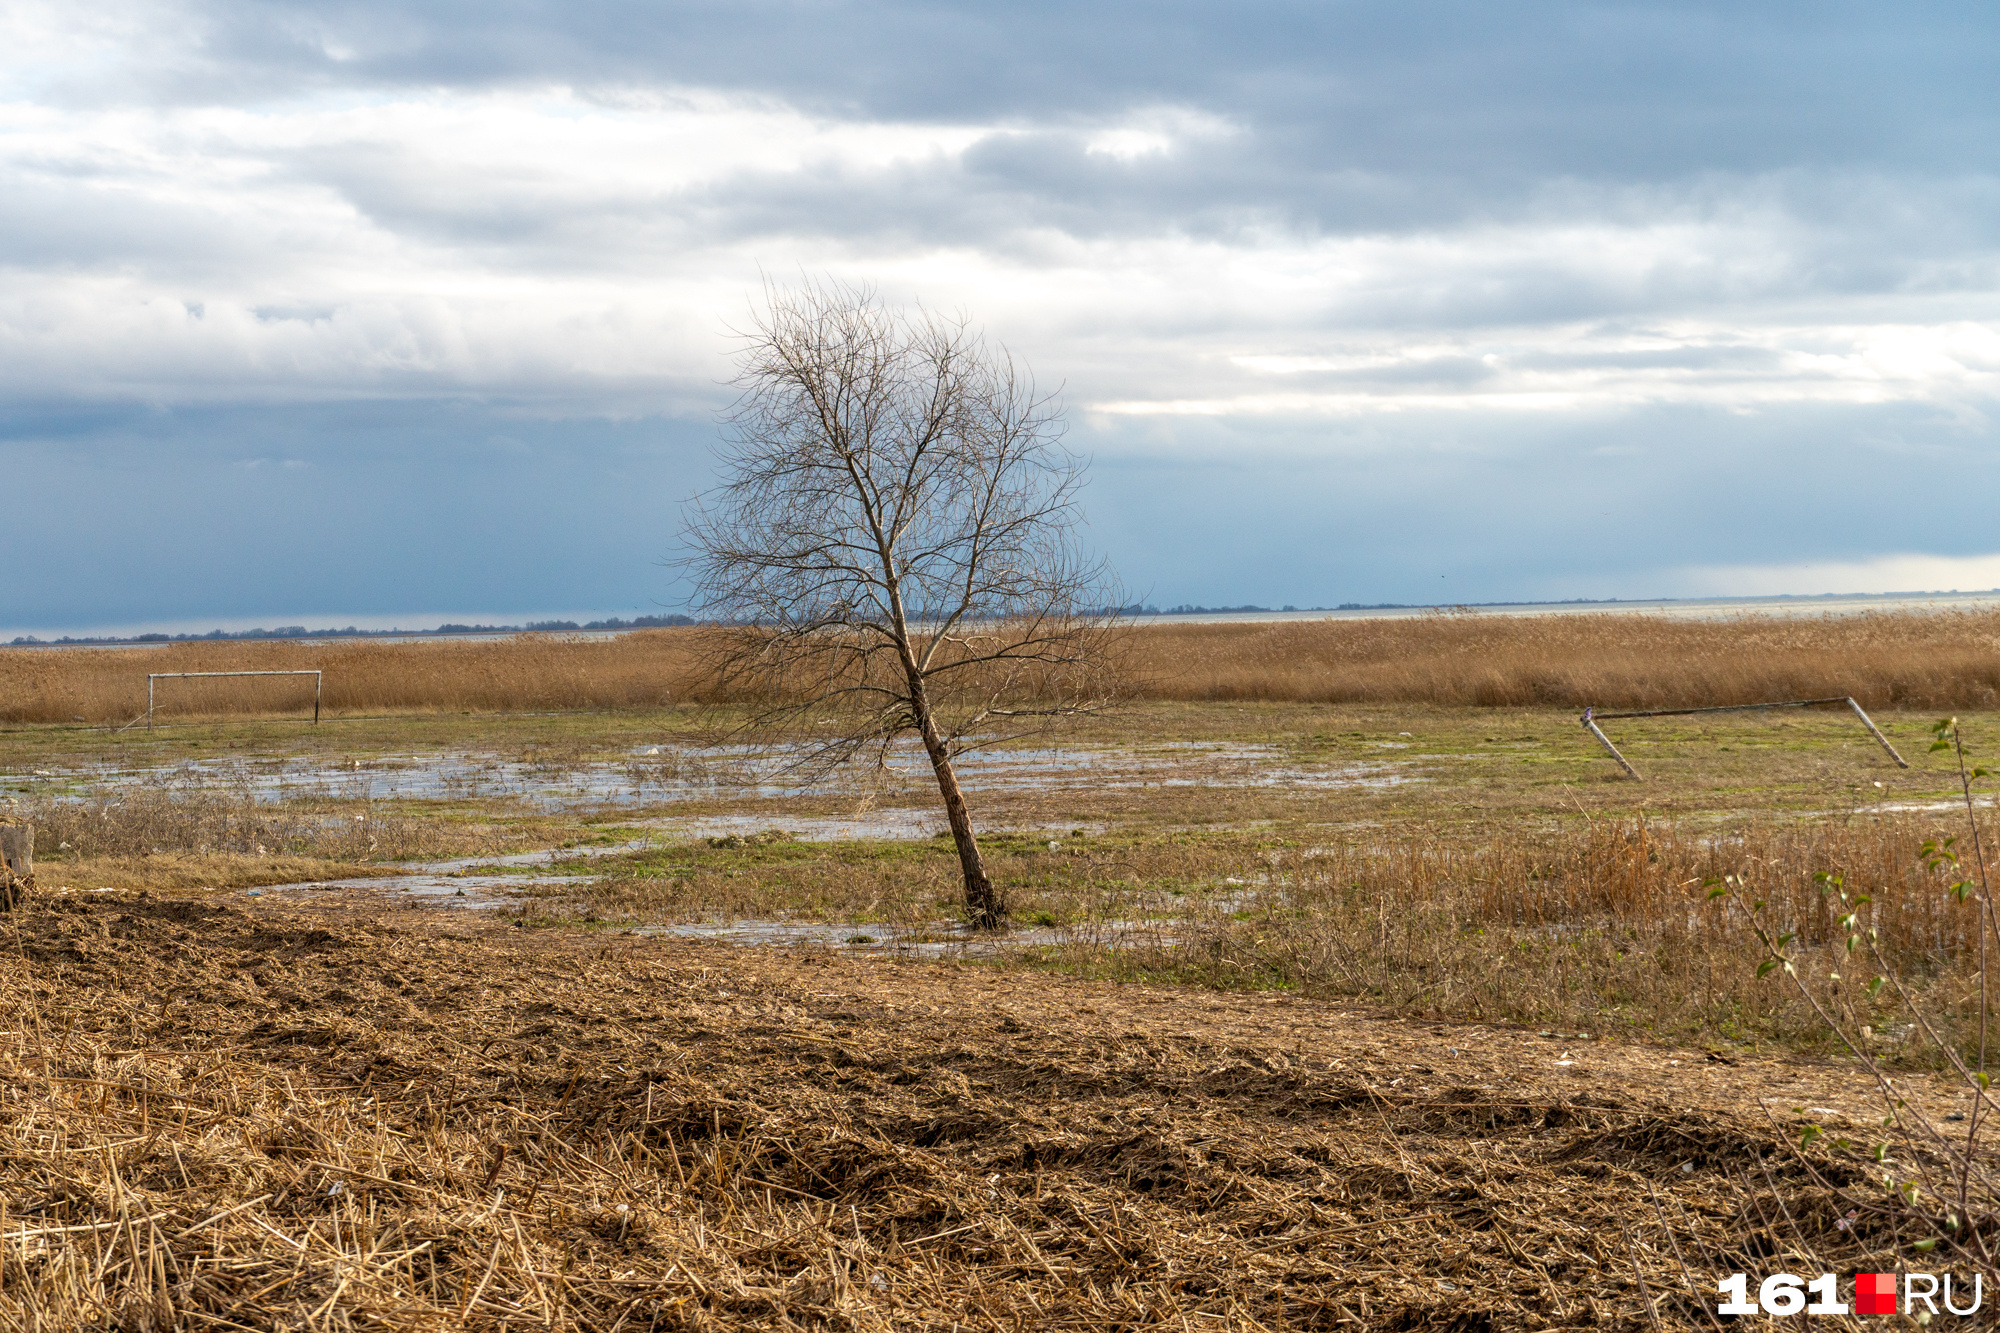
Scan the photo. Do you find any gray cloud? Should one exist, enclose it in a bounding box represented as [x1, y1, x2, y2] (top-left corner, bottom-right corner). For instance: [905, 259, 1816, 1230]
[127, 3, 1987, 164]
[5, 2, 2000, 627]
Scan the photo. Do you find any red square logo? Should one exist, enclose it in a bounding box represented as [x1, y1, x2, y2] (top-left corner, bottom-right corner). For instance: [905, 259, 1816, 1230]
[1855, 1273, 1897, 1315]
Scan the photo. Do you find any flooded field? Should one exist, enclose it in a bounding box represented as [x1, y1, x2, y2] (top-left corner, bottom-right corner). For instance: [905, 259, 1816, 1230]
[6, 732, 1417, 949]
[6, 699, 1986, 1022]
[1, 739, 1409, 812]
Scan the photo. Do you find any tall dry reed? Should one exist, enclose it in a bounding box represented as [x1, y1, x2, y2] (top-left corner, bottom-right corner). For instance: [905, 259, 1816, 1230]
[1113, 608, 2000, 709]
[9, 608, 2000, 723]
[0, 633, 696, 724]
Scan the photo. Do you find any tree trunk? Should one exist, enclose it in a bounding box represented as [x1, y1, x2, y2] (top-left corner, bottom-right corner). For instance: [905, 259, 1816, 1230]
[917, 724, 1004, 928]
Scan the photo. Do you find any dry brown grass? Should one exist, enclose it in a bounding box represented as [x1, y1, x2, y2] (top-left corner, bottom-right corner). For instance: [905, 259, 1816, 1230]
[10, 609, 2000, 725]
[516, 807, 2000, 1059]
[4, 893, 1981, 1331]
[18, 788, 475, 865]
[0, 634, 695, 725]
[28, 854, 402, 894]
[1051, 811, 1999, 1055]
[1112, 609, 2000, 710]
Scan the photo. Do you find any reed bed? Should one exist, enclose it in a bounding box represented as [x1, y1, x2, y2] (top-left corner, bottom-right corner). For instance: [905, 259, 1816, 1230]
[1116, 609, 2000, 710]
[2, 893, 1968, 1331]
[9, 608, 2000, 723]
[0, 635, 693, 725]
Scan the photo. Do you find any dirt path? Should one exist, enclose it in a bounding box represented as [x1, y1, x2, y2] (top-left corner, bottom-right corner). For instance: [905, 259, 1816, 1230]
[0, 888, 1969, 1330]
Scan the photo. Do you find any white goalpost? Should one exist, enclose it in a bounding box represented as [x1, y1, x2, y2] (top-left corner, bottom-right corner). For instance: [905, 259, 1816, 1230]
[144, 670, 323, 729]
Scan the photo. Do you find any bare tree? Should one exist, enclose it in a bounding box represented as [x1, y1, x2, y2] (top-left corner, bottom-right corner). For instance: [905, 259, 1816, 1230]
[682, 280, 1120, 928]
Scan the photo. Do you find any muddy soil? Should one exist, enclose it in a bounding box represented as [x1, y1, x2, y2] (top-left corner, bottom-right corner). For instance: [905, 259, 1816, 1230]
[0, 889, 1974, 1330]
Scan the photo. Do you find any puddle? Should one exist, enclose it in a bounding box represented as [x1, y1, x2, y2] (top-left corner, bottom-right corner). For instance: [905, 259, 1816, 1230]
[1862, 798, 1999, 815]
[3, 743, 1412, 815]
[425, 841, 658, 871]
[626, 918, 1174, 959]
[271, 866, 1177, 955]
[277, 872, 594, 909]
[265, 818, 1129, 914]
[632, 813, 1110, 842]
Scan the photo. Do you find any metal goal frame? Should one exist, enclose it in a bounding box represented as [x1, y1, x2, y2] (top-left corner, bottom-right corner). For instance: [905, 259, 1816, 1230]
[1580, 696, 1908, 781]
[145, 670, 322, 729]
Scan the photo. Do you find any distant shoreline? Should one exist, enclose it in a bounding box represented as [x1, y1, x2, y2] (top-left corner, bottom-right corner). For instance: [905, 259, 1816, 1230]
[12, 589, 2000, 649]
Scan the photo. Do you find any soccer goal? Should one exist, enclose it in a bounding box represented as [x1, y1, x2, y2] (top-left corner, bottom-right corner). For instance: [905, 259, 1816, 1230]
[1580, 696, 1908, 781]
[144, 670, 323, 729]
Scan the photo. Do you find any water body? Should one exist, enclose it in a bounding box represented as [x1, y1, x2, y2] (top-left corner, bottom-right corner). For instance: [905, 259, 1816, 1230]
[21, 589, 2000, 648]
[1141, 591, 2000, 625]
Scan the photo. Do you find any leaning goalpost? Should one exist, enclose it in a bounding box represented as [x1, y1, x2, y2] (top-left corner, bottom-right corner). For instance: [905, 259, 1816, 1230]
[144, 670, 323, 729]
[1579, 696, 1908, 781]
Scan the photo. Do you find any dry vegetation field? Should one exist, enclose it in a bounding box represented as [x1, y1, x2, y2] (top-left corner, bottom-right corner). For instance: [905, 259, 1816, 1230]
[7, 612, 2000, 1328]
[10, 607, 2000, 724]
[1, 896, 1984, 1331]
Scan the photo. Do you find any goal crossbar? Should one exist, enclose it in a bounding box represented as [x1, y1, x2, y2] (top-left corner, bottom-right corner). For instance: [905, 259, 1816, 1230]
[145, 670, 322, 729]
[1579, 695, 1908, 780]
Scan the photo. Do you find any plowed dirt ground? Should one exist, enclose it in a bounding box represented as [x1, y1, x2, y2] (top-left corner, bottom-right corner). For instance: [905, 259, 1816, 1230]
[3, 887, 1971, 1331]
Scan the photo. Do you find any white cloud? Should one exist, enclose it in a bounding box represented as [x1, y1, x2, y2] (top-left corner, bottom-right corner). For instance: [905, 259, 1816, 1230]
[1097, 319, 2000, 417]
[1679, 553, 2000, 598]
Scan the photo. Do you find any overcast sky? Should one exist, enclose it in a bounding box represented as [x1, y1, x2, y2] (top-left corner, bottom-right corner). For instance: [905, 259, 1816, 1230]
[6, 2, 2000, 633]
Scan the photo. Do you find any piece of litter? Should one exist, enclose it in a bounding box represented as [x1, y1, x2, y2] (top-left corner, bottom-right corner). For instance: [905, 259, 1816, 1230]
[246, 888, 264, 897]
[1555, 1060, 1575, 1067]
[1680, 1161, 1695, 1174]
